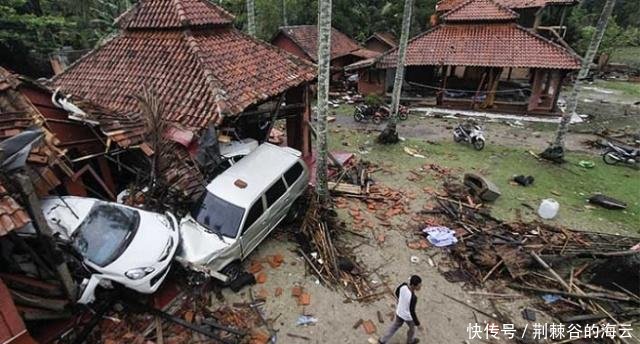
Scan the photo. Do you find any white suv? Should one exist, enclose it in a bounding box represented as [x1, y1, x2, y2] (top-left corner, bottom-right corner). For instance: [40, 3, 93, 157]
[176, 143, 309, 282]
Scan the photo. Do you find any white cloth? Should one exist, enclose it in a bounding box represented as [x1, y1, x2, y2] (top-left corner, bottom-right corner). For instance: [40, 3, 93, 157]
[423, 226, 458, 247]
[396, 285, 413, 321]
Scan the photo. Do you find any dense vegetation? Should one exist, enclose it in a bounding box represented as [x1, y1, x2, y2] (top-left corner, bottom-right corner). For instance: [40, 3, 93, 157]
[1, 0, 638, 77]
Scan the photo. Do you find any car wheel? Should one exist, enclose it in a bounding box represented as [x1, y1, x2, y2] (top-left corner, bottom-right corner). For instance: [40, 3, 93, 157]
[220, 261, 243, 287]
[398, 112, 408, 121]
[284, 197, 306, 224]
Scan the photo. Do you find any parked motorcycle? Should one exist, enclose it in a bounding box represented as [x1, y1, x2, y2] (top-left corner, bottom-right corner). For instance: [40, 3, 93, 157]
[353, 104, 409, 124]
[602, 141, 639, 167]
[353, 104, 383, 124]
[453, 122, 485, 150]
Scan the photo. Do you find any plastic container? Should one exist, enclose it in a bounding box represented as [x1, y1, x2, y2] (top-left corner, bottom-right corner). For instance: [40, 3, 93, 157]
[538, 199, 559, 219]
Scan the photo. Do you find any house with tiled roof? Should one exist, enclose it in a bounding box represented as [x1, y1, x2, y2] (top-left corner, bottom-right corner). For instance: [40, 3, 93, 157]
[436, 0, 577, 29]
[349, 0, 581, 114]
[52, 0, 317, 161]
[364, 32, 398, 54]
[271, 25, 379, 81]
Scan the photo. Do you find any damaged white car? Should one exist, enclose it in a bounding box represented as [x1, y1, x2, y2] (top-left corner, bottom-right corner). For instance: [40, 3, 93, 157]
[176, 143, 309, 282]
[39, 197, 179, 304]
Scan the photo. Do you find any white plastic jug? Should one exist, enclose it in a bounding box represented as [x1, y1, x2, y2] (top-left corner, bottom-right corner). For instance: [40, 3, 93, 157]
[538, 198, 559, 219]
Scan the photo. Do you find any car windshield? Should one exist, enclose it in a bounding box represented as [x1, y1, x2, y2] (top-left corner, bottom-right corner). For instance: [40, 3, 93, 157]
[191, 193, 245, 238]
[72, 203, 140, 267]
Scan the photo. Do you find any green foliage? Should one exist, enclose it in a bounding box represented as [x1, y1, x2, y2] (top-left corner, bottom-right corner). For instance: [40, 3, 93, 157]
[364, 94, 383, 107]
[219, 0, 437, 43]
[574, 18, 638, 57]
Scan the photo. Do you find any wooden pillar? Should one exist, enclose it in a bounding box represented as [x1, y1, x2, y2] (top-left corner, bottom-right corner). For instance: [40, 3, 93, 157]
[286, 84, 312, 157]
[15, 173, 76, 302]
[482, 67, 501, 108]
[528, 69, 544, 112]
[550, 70, 565, 112]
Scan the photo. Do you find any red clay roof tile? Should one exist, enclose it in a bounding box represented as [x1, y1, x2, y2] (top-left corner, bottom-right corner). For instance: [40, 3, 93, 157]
[442, 0, 519, 22]
[276, 25, 365, 62]
[377, 23, 581, 69]
[119, 0, 234, 29]
[437, 0, 576, 12]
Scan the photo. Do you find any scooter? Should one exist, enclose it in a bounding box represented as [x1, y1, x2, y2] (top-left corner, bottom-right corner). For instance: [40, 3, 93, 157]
[602, 141, 639, 167]
[353, 104, 409, 124]
[453, 123, 485, 150]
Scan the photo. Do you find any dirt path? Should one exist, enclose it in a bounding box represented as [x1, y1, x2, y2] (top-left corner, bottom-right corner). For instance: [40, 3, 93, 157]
[333, 111, 601, 154]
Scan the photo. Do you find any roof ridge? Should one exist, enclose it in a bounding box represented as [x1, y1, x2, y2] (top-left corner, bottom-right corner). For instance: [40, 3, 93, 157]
[182, 29, 229, 120]
[442, 0, 519, 21]
[172, 0, 189, 25]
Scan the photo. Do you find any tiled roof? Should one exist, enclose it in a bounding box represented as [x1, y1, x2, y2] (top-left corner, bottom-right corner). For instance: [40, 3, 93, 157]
[52, 28, 315, 129]
[277, 25, 365, 62]
[0, 185, 30, 236]
[436, 0, 576, 11]
[53, 28, 315, 128]
[119, 0, 234, 29]
[377, 23, 581, 69]
[0, 68, 72, 195]
[442, 0, 519, 21]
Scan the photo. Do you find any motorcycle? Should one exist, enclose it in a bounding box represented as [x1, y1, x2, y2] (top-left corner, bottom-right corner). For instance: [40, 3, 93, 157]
[353, 104, 383, 124]
[377, 105, 409, 121]
[602, 141, 639, 167]
[453, 122, 485, 150]
[353, 104, 409, 124]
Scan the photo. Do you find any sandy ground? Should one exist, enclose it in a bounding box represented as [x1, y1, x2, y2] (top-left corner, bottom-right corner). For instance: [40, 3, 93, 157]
[219, 231, 490, 344]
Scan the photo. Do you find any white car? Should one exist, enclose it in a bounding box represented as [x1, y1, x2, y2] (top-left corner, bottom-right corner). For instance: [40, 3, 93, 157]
[40, 197, 179, 304]
[176, 143, 309, 282]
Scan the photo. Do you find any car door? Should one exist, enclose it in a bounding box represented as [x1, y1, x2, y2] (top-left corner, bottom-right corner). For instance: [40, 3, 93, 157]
[263, 177, 290, 232]
[240, 197, 266, 259]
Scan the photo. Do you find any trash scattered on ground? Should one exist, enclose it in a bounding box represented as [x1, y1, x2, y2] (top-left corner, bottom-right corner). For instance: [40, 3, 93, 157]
[296, 315, 318, 326]
[588, 194, 628, 210]
[403, 146, 426, 158]
[512, 175, 534, 186]
[464, 173, 501, 201]
[538, 198, 559, 219]
[578, 160, 595, 168]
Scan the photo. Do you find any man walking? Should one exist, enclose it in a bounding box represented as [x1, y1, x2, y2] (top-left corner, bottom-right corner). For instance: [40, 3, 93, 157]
[379, 275, 422, 344]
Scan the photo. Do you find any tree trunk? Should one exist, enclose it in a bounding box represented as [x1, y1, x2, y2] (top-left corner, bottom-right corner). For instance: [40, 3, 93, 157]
[378, 0, 414, 144]
[282, 0, 288, 26]
[547, 0, 616, 158]
[315, 0, 332, 202]
[246, 0, 256, 37]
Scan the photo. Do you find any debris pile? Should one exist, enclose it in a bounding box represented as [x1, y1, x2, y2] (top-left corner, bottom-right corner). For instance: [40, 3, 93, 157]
[85, 294, 264, 344]
[432, 197, 640, 327]
[297, 197, 380, 302]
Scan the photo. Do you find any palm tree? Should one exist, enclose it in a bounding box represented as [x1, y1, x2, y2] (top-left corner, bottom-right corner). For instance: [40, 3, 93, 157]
[315, 0, 332, 202]
[246, 0, 256, 37]
[545, 0, 617, 160]
[282, 0, 288, 26]
[378, 0, 414, 144]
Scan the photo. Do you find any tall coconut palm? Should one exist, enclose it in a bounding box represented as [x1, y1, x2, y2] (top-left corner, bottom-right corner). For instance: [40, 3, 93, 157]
[246, 0, 256, 37]
[282, 0, 288, 26]
[315, 0, 332, 202]
[378, 0, 414, 144]
[546, 0, 616, 159]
